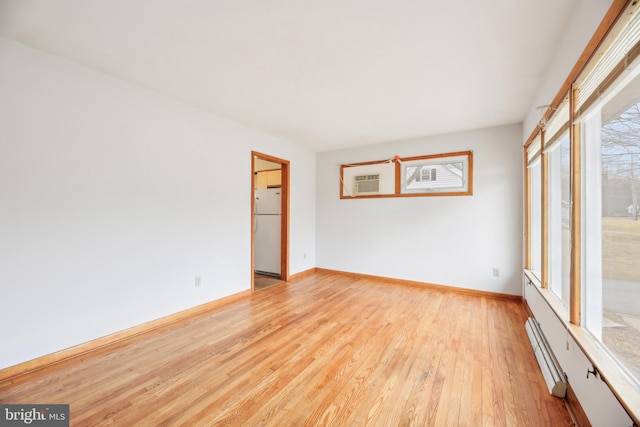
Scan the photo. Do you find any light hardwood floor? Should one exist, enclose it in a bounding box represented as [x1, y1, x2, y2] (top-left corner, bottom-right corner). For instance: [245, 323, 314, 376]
[0, 271, 574, 426]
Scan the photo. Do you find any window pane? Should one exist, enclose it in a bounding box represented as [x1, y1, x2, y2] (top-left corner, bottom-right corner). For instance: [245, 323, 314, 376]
[401, 154, 469, 194]
[601, 99, 640, 380]
[585, 71, 640, 382]
[405, 163, 462, 190]
[547, 134, 571, 306]
[530, 161, 542, 279]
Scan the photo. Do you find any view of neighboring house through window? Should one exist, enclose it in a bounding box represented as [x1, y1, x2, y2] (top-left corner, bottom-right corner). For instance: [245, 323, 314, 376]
[406, 163, 458, 190]
[582, 68, 640, 382]
[419, 167, 437, 182]
[402, 154, 468, 194]
[341, 151, 472, 199]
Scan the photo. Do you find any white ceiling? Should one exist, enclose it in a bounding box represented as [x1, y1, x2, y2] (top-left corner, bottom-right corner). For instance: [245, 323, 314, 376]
[0, 0, 579, 152]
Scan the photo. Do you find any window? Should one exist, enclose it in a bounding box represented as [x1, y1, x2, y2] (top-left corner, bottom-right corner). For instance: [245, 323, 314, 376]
[340, 151, 472, 199]
[402, 156, 467, 194]
[528, 135, 542, 279]
[529, 160, 542, 279]
[522, 1, 640, 421]
[547, 132, 571, 306]
[581, 66, 640, 382]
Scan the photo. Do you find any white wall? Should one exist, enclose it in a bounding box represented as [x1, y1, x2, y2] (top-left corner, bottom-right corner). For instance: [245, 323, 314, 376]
[0, 37, 316, 370]
[523, 0, 612, 139]
[317, 124, 523, 296]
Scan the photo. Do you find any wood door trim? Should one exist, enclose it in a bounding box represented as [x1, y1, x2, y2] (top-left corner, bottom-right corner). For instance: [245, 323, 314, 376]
[252, 151, 290, 293]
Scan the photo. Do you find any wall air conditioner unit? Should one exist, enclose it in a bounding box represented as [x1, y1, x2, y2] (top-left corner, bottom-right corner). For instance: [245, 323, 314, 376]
[354, 174, 380, 195]
[525, 317, 567, 398]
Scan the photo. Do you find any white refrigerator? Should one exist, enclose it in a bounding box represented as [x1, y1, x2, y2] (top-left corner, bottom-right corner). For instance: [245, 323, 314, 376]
[254, 188, 281, 276]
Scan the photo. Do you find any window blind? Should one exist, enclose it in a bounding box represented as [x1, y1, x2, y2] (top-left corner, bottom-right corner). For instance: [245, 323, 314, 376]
[527, 133, 542, 167]
[576, 2, 640, 114]
[544, 95, 569, 148]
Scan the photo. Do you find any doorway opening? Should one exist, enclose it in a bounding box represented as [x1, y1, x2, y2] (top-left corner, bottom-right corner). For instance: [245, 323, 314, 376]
[252, 151, 289, 292]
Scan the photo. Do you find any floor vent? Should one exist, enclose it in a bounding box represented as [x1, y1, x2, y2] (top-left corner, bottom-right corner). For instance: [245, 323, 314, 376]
[525, 317, 567, 398]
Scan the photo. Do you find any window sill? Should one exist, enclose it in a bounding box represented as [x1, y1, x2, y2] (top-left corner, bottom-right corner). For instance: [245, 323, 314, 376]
[523, 270, 640, 426]
[523, 270, 570, 325]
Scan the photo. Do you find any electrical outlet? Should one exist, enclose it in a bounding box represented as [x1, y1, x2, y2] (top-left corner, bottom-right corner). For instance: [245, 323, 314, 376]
[304, 252, 307, 259]
[492, 268, 500, 277]
[195, 276, 201, 287]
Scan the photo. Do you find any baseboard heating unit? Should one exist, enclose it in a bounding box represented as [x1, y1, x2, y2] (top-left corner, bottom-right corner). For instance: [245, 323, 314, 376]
[525, 317, 568, 398]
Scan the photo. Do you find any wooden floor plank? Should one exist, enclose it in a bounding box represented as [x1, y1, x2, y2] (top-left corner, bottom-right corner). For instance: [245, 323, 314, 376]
[0, 271, 574, 426]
